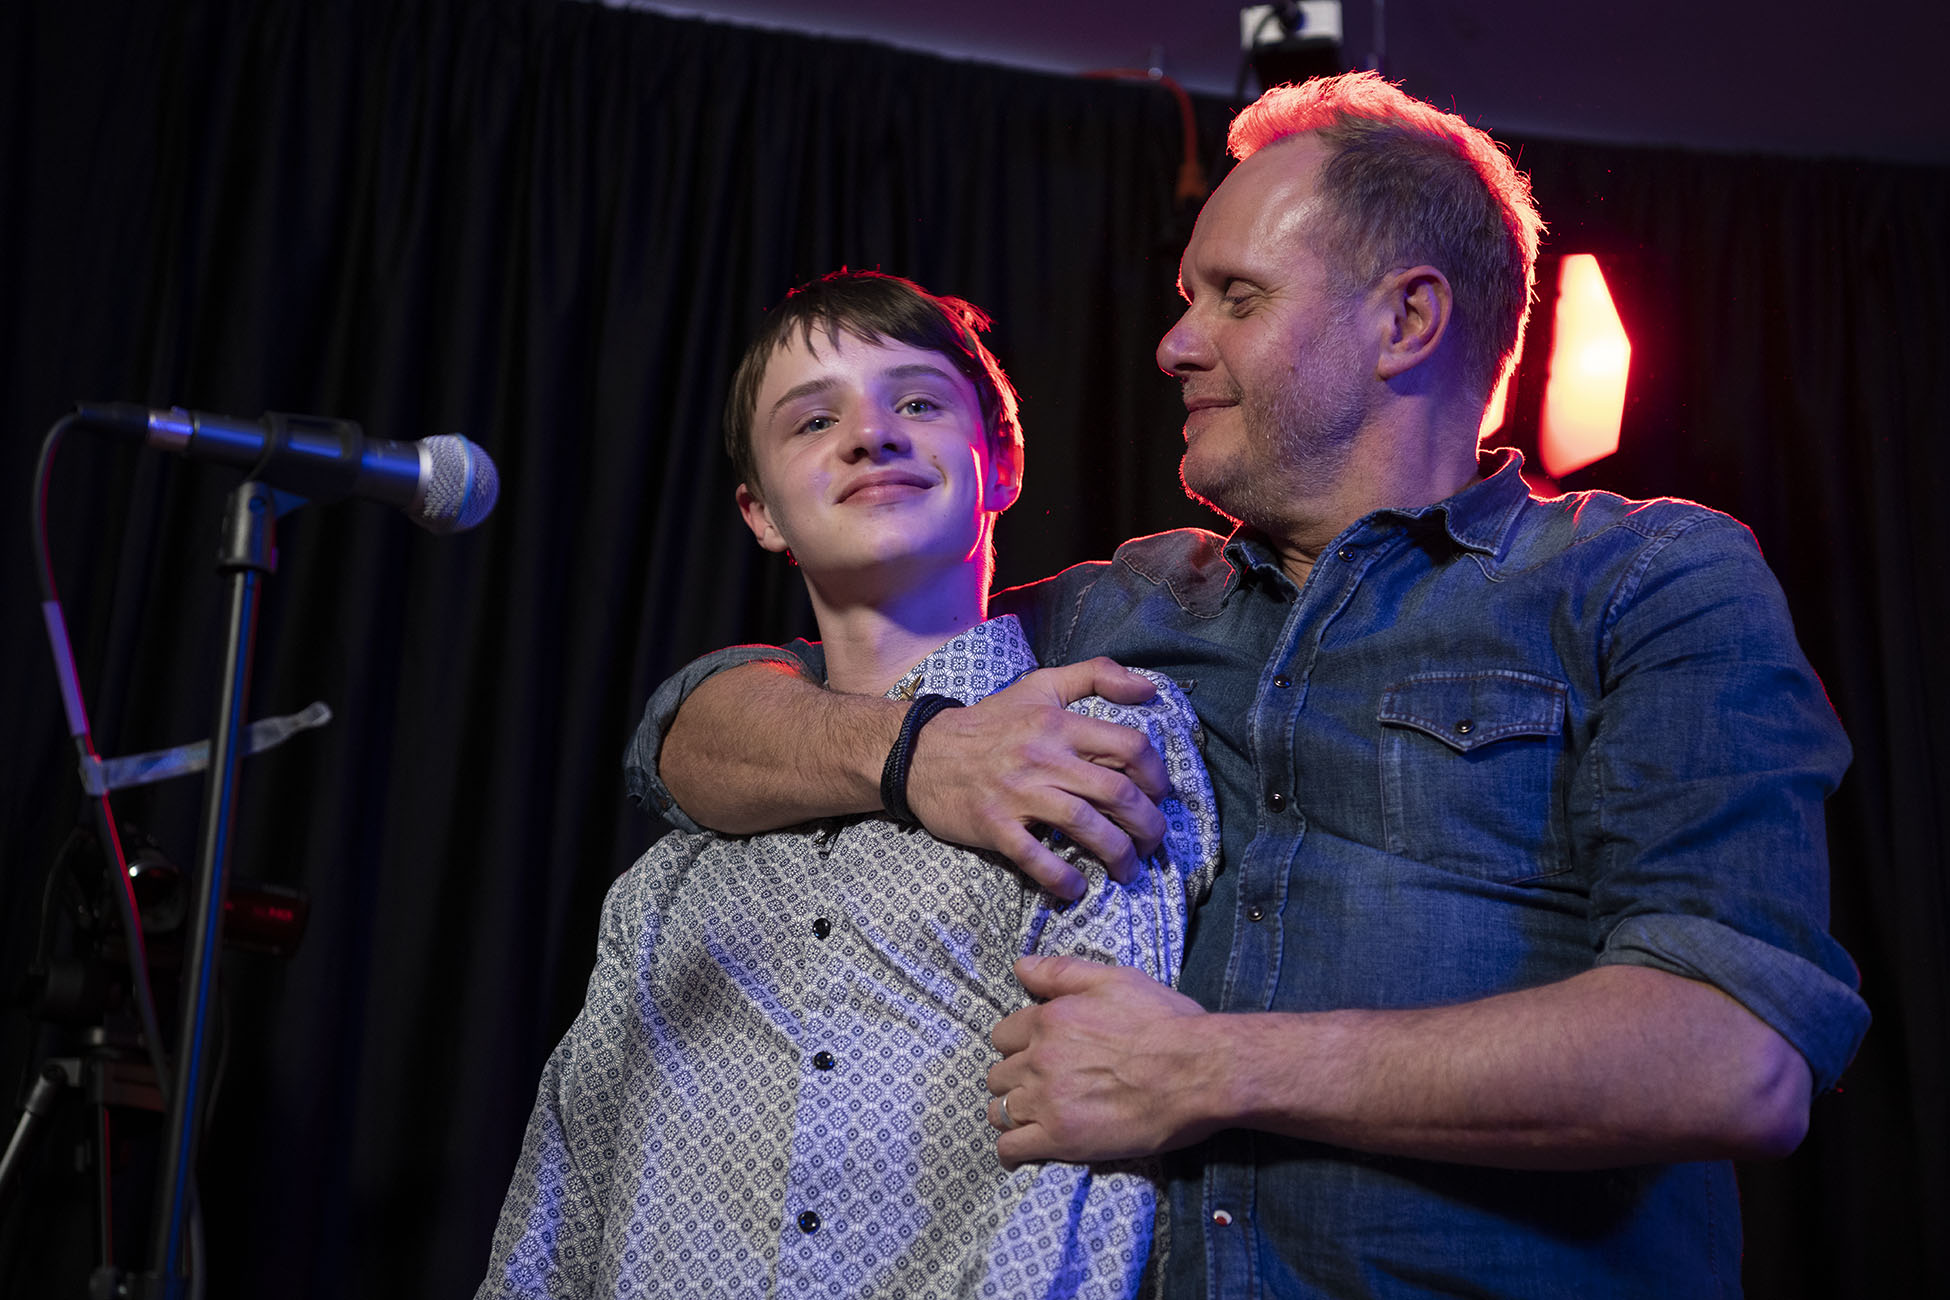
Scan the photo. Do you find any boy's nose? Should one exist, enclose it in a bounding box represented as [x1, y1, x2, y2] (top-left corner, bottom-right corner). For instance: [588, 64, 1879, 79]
[845, 415, 912, 460]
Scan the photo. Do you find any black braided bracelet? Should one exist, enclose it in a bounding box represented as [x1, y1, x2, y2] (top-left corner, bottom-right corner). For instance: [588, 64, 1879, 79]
[879, 693, 964, 825]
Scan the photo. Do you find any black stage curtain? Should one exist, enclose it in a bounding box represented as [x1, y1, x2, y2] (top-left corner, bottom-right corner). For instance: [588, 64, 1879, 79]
[0, 1, 1942, 1295]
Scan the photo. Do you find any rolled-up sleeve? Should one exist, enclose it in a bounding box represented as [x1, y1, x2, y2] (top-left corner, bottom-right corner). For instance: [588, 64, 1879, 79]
[1581, 512, 1868, 1091]
[1602, 913, 1867, 1092]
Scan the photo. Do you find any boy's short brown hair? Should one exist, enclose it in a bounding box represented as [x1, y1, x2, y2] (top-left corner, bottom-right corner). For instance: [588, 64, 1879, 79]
[724, 270, 1022, 498]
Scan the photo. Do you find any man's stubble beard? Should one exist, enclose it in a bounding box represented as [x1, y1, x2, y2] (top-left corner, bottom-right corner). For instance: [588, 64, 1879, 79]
[1179, 355, 1366, 534]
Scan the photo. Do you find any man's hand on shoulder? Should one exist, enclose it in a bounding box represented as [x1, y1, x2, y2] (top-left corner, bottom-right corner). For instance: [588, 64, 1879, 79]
[906, 659, 1170, 898]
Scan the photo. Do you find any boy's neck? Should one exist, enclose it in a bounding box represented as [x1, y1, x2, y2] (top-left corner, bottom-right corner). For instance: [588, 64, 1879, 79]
[810, 564, 991, 697]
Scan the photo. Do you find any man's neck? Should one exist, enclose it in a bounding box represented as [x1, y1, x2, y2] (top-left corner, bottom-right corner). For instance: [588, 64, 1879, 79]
[1259, 417, 1484, 588]
[809, 565, 991, 697]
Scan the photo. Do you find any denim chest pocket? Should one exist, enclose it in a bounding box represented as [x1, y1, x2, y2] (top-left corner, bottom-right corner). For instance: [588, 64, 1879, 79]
[1378, 670, 1571, 884]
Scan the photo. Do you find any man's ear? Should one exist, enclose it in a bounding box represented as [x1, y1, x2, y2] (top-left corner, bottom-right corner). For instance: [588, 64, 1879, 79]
[1374, 265, 1453, 382]
[986, 438, 1024, 513]
[735, 482, 789, 553]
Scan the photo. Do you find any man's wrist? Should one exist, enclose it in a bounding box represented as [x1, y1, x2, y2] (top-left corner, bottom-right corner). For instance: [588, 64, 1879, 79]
[1192, 1010, 1328, 1140]
[879, 694, 965, 824]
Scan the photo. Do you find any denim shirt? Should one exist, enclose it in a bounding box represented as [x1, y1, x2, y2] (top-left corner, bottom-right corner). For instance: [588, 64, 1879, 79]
[626, 450, 1868, 1299]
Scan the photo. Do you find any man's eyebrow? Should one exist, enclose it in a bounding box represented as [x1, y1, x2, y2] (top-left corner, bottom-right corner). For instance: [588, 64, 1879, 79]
[1177, 265, 1263, 303]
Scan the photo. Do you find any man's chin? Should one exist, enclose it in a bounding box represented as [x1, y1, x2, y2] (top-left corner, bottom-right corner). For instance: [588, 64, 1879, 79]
[1178, 457, 1246, 528]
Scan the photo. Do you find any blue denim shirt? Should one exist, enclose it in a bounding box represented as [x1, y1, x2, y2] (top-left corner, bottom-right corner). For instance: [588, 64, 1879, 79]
[626, 450, 1868, 1299]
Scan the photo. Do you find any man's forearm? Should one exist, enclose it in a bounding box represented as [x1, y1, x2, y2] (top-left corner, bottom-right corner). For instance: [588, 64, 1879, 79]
[662, 663, 903, 833]
[996, 960, 1813, 1170]
[657, 657, 1169, 895]
[1201, 964, 1812, 1168]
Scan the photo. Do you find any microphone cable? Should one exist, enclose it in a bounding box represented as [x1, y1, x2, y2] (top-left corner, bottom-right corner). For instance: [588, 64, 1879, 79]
[28, 412, 206, 1299]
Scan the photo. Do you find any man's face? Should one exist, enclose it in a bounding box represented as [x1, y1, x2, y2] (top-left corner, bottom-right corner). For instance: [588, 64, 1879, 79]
[1157, 134, 1374, 530]
[737, 330, 1020, 600]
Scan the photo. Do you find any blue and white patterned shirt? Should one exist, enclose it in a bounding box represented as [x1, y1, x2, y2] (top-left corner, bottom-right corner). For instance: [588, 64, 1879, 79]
[481, 616, 1220, 1298]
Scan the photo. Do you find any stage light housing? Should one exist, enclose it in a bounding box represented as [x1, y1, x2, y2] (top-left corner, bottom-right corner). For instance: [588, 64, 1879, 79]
[1240, 3, 1346, 89]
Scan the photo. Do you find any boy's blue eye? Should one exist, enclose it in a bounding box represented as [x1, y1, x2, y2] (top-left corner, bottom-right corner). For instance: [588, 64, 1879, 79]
[800, 415, 835, 434]
[899, 398, 939, 416]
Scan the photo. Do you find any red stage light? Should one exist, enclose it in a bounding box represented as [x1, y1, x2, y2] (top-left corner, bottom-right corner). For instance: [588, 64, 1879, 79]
[1539, 254, 1630, 478]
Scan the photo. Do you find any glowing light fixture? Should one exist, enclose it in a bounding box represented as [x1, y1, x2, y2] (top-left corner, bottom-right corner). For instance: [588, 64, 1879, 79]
[1538, 253, 1630, 478]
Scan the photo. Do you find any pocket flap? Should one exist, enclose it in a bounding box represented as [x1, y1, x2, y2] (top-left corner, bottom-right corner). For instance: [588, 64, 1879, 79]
[1379, 670, 1567, 753]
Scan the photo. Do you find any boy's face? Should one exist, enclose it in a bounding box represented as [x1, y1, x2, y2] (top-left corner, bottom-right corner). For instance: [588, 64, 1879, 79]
[736, 330, 1021, 598]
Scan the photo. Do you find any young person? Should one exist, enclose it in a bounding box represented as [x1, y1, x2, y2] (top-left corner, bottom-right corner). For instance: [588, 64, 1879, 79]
[478, 271, 1217, 1298]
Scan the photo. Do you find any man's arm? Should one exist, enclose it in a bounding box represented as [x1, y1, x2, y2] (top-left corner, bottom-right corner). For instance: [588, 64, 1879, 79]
[987, 514, 1852, 1169]
[661, 657, 1175, 897]
[986, 956, 1812, 1169]
[661, 660, 901, 828]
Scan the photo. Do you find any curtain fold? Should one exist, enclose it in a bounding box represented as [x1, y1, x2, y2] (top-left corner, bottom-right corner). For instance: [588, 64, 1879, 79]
[1, 1, 1942, 1294]
[1512, 139, 1950, 1295]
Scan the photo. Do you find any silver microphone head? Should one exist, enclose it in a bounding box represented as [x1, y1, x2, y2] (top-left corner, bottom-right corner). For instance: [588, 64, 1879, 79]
[414, 435, 500, 534]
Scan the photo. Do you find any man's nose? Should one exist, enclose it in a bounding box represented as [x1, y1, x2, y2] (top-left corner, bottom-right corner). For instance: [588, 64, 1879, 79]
[1156, 309, 1209, 375]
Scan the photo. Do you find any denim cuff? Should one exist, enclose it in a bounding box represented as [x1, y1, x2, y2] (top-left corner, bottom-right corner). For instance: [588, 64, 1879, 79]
[622, 643, 820, 828]
[1599, 912, 1870, 1093]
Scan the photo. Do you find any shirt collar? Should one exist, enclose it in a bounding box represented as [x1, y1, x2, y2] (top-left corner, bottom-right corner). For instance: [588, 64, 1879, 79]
[1218, 447, 1534, 583]
[886, 615, 1039, 704]
[1379, 447, 1533, 560]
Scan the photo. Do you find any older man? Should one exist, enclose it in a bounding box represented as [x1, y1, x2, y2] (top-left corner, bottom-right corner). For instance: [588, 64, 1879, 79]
[635, 74, 1866, 1296]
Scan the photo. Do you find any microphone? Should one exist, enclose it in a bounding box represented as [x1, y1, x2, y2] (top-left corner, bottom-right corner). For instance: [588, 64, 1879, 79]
[74, 402, 500, 533]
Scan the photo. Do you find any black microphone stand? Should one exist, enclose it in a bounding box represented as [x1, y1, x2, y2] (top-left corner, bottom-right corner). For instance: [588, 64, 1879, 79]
[136, 480, 281, 1300]
[21, 401, 484, 1293]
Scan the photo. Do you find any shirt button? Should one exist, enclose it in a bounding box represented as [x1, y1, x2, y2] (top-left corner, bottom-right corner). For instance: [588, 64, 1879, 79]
[1245, 906, 1264, 922]
[812, 1051, 836, 1071]
[811, 917, 831, 939]
[1454, 719, 1475, 735]
[1337, 546, 1355, 562]
[797, 1210, 821, 1233]
[1266, 790, 1287, 812]
[1272, 675, 1291, 689]
[1211, 1208, 1234, 1226]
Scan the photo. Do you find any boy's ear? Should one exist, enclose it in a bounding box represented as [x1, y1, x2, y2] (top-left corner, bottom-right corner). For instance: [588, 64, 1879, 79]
[735, 482, 789, 553]
[986, 438, 1024, 513]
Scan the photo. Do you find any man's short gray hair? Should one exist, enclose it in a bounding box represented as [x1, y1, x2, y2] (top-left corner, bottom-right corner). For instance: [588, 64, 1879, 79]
[1230, 72, 1544, 405]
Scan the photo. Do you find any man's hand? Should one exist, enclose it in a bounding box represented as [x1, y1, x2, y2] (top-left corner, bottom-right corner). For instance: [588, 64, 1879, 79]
[989, 960, 1817, 1173]
[985, 954, 1218, 1165]
[906, 658, 1170, 898]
